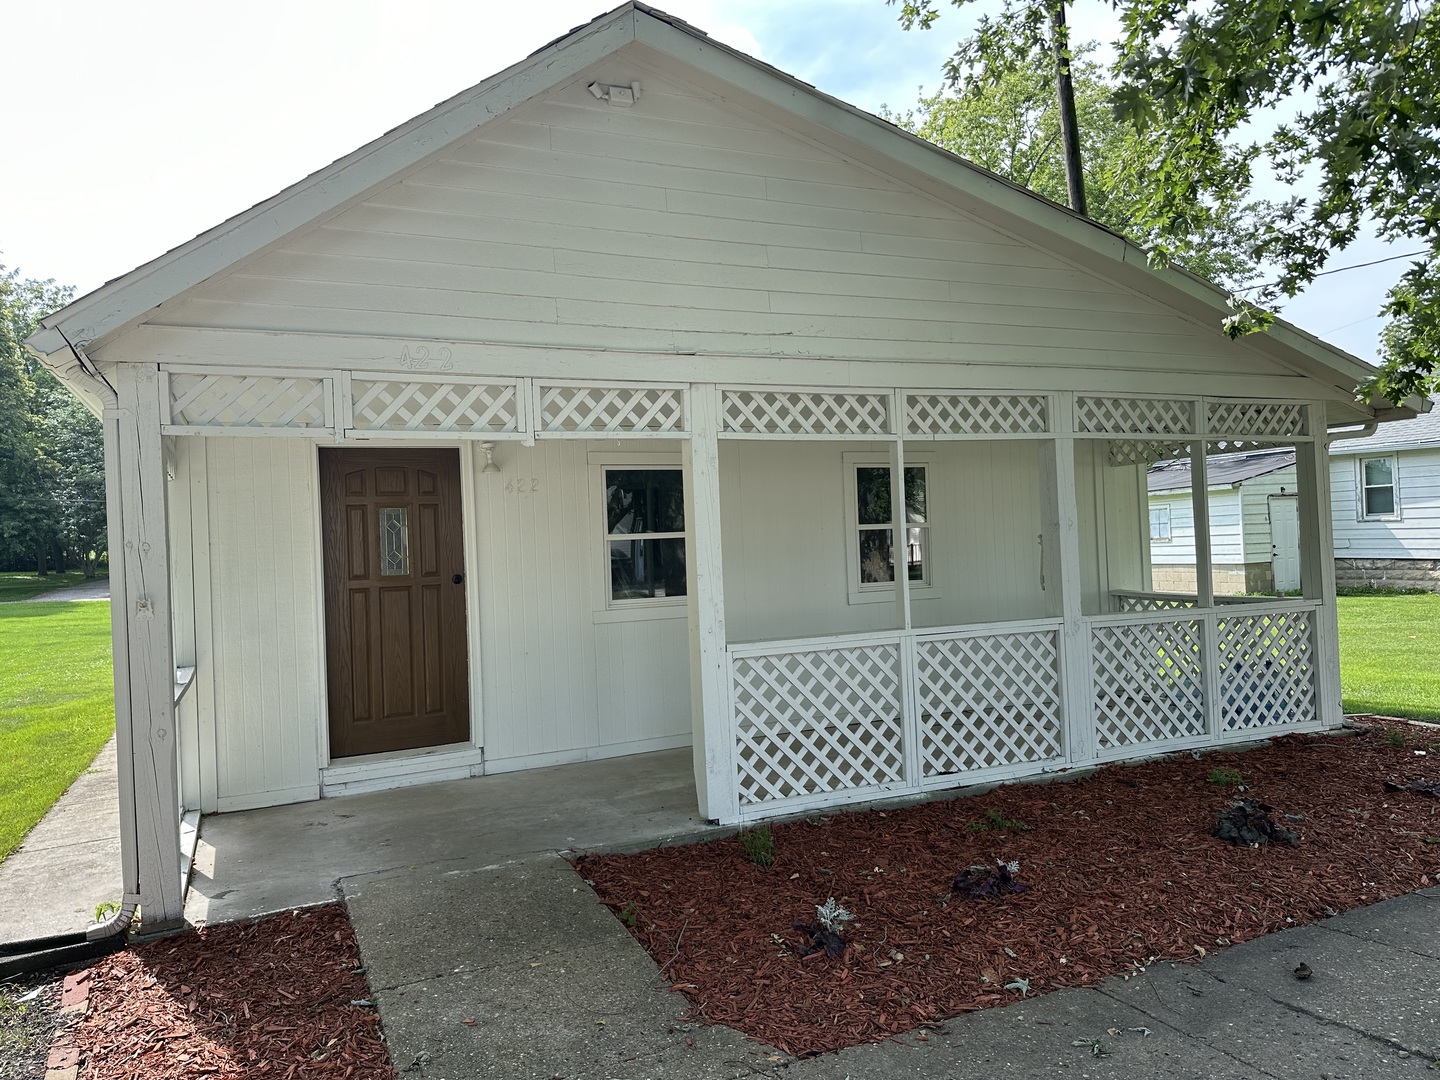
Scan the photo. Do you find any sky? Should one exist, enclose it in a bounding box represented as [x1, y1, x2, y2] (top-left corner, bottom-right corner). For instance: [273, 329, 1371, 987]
[2, 0, 1405, 362]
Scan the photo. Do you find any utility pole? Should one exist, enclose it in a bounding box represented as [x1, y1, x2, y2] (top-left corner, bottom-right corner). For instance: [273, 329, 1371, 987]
[1050, 0, 1088, 216]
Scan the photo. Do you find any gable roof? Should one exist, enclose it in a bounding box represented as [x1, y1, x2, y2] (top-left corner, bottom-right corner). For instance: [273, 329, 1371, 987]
[1148, 448, 1296, 494]
[24, 2, 1415, 423]
[1327, 404, 1440, 456]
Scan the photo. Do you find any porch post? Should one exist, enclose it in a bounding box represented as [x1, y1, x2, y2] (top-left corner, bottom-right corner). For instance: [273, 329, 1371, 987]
[111, 363, 185, 929]
[888, 400, 912, 631]
[1297, 403, 1343, 726]
[1050, 394, 1093, 764]
[683, 384, 736, 822]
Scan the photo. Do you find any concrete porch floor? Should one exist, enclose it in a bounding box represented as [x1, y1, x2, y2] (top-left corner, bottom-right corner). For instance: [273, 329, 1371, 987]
[185, 748, 715, 926]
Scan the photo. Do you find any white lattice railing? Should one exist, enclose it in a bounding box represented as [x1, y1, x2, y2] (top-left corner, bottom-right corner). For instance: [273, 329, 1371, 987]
[721, 388, 891, 437]
[349, 377, 520, 434]
[904, 393, 1049, 436]
[1111, 590, 1199, 613]
[722, 603, 1323, 820]
[167, 372, 331, 432]
[537, 382, 686, 435]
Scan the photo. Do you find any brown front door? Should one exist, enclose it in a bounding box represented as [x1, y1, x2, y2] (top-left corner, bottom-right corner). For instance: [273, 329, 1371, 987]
[320, 448, 470, 758]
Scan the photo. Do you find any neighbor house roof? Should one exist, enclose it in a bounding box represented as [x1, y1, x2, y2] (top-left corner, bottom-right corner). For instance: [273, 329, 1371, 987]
[24, 2, 1418, 422]
[1327, 405, 1440, 456]
[1148, 448, 1297, 494]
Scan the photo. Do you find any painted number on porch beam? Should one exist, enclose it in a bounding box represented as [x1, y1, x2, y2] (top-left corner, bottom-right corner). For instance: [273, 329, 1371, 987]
[504, 478, 541, 495]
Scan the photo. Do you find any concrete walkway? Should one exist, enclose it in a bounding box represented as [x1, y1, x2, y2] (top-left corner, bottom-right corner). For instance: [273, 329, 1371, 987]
[0, 738, 121, 942]
[18, 579, 111, 602]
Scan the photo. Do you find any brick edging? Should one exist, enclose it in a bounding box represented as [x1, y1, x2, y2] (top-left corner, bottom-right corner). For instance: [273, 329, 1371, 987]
[45, 967, 93, 1080]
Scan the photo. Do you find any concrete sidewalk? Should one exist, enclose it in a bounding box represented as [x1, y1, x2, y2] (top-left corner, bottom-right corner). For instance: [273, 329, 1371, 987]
[346, 856, 1439, 1080]
[0, 738, 121, 942]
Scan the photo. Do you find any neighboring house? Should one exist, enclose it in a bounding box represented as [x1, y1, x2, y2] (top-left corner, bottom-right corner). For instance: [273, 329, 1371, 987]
[1146, 449, 1300, 595]
[1328, 409, 1440, 592]
[24, 2, 1418, 929]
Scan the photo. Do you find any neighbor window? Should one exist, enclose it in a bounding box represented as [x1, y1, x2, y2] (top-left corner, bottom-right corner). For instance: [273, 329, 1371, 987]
[853, 464, 929, 590]
[1149, 505, 1172, 542]
[604, 467, 686, 603]
[1359, 456, 1399, 519]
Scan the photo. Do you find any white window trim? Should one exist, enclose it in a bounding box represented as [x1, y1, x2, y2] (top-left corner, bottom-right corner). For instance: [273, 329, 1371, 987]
[1357, 454, 1402, 522]
[1149, 504, 1172, 543]
[842, 451, 939, 606]
[588, 453, 689, 616]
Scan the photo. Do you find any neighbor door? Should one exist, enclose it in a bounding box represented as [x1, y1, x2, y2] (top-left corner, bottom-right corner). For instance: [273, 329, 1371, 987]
[320, 448, 470, 757]
[1270, 495, 1301, 593]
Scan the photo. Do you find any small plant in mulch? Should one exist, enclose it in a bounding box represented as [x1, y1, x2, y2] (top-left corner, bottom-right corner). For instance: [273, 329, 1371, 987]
[739, 824, 776, 866]
[1206, 766, 1246, 788]
[952, 859, 1027, 899]
[1385, 728, 1408, 748]
[966, 807, 1032, 833]
[616, 901, 639, 928]
[1213, 798, 1300, 847]
[792, 897, 853, 958]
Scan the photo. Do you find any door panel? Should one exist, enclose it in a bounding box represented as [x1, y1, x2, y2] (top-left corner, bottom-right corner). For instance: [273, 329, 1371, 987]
[1270, 496, 1301, 593]
[321, 448, 469, 757]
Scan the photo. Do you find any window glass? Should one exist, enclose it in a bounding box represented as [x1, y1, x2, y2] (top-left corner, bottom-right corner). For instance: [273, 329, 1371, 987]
[855, 467, 891, 526]
[1361, 457, 1397, 518]
[605, 469, 684, 535]
[1149, 505, 1171, 542]
[604, 468, 686, 603]
[379, 508, 410, 576]
[610, 537, 687, 600]
[854, 464, 928, 589]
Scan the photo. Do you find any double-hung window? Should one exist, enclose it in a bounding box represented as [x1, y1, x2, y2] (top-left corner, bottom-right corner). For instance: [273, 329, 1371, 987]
[1149, 505, 1172, 543]
[1358, 456, 1399, 520]
[848, 461, 930, 599]
[604, 467, 687, 604]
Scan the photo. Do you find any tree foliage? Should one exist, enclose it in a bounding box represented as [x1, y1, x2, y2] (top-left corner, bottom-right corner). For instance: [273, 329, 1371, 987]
[0, 265, 104, 575]
[892, 0, 1440, 403]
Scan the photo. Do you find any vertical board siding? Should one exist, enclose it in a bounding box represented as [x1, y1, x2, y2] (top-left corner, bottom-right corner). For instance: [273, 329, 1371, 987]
[145, 64, 1294, 381]
[1330, 448, 1440, 558]
[203, 439, 321, 806]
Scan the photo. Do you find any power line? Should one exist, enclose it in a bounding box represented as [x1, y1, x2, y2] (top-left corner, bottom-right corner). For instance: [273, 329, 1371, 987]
[1232, 248, 1429, 294]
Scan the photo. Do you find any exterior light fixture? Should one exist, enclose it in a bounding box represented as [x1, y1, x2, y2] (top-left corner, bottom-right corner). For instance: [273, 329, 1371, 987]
[480, 442, 500, 474]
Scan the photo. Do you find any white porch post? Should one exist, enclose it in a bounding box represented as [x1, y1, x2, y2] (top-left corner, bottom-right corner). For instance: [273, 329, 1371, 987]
[1297, 402, 1344, 726]
[111, 363, 185, 929]
[683, 384, 736, 822]
[1189, 416, 1221, 736]
[1050, 394, 1093, 764]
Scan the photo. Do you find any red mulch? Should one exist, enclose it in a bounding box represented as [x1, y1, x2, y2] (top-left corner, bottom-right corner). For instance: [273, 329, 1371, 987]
[578, 720, 1440, 1057]
[70, 904, 395, 1079]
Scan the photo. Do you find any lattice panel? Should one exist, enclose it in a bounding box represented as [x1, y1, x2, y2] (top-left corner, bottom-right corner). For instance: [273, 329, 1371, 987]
[1091, 620, 1205, 750]
[917, 630, 1064, 777]
[731, 643, 905, 805]
[905, 393, 1048, 436]
[350, 379, 519, 433]
[722, 389, 890, 436]
[1207, 402, 1307, 440]
[168, 373, 328, 429]
[1217, 611, 1316, 730]
[1107, 438, 1192, 467]
[1115, 593, 1198, 613]
[539, 384, 685, 433]
[1076, 396, 1195, 436]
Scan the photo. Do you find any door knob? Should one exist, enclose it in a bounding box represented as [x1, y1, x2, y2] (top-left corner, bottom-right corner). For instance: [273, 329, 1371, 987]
[452, 573, 464, 585]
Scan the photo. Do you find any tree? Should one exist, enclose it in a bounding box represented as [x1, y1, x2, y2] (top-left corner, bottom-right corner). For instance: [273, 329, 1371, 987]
[893, 0, 1440, 404]
[887, 45, 1271, 288]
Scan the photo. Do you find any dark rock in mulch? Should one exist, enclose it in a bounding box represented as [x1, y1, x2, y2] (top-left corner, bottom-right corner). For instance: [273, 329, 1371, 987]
[1213, 798, 1300, 847]
[1384, 777, 1440, 798]
[952, 860, 1027, 899]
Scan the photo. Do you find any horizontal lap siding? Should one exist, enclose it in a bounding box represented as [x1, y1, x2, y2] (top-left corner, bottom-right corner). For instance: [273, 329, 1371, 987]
[149, 65, 1287, 380]
[1148, 489, 1243, 565]
[1238, 469, 1297, 563]
[1331, 448, 1440, 558]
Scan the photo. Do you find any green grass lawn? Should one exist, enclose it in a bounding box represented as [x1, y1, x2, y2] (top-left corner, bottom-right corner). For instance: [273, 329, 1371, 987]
[0, 571, 98, 602]
[1337, 592, 1440, 722]
[0, 601, 115, 862]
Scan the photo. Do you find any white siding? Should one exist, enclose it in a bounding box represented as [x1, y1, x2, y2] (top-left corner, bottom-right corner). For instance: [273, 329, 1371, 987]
[1330, 447, 1440, 558]
[1073, 442, 1147, 612]
[200, 439, 323, 810]
[1149, 488, 1242, 565]
[148, 61, 1292, 381]
[1237, 467, 1298, 564]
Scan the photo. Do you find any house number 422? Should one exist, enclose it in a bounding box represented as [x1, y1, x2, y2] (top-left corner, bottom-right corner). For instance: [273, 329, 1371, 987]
[505, 478, 540, 495]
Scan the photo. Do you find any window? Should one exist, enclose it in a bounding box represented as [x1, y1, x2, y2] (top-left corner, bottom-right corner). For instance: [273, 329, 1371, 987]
[1359, 456, 1399, 519]
[852, 463, 929, 592]
[1149, 505, 1172, 543]
[603, 467, 686, 603]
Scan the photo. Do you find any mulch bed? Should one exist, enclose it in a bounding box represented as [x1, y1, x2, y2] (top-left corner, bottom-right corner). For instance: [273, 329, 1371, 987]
[578, 719, 1440, 1056]
[69, 904, 395, 1079]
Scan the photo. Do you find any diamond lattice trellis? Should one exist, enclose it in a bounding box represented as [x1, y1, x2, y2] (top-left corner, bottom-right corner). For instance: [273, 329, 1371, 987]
[538, 384, 685, 433]
[917, 630, 1064, 777]
[168, 373, 328, 429]
[1076, 396, 1195, 436]
[731, 643, 904, 805]
[722, 390, 890, 436]
[1217, 610, 1316, 730]
[350, 379, 519, 433]
[1107, 438, 1193, 467]
[1207, 402, 1308, 440]
[905, 394, 1049, 436]
[1114, 593, 1198, 613]
[1091, 619, 1205, 749]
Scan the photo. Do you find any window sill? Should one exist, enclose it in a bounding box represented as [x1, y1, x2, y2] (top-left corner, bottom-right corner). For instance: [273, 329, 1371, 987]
[847, 588, 941, 606]
[593, 603, 689, 624]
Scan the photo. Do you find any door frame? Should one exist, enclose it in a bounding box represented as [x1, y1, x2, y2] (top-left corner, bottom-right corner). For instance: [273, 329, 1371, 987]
[310, 440, 485, 769]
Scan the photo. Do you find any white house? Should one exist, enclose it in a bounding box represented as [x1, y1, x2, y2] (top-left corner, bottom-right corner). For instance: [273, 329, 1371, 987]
[1327, 409, 1440, 591]
[24, 2, 1420, 931]
[1145, 448, 1301, 595]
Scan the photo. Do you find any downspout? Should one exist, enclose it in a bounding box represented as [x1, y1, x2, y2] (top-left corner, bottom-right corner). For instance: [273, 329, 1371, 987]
[0, 333, 140, 978]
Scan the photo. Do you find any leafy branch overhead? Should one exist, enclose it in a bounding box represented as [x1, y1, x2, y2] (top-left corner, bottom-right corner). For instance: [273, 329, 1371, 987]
[890, 0, 1440, 403]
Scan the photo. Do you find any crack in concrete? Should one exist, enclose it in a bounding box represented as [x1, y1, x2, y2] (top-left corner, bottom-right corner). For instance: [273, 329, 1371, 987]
[1260, 991, 1436, 1062]
[1312, 917, 1440, 960]
[1093, 981, 1288, 1079]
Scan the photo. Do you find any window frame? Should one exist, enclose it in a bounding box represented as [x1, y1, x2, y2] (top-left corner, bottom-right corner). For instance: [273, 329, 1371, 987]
[1357, 454, 1401, 522]
[593, 457, 689, 614]
[1149, 504, 1173, 543]
[842, 451, 937, 606]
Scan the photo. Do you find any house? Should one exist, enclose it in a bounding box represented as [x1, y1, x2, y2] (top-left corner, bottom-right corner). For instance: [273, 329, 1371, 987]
[1327, 409, 1440, 591]
[1145, 448, 1300, 595]
[24, 2, 1421, 931]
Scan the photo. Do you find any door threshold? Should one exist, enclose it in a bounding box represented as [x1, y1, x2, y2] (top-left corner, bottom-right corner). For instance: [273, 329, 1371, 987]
[321, 744, 485, 798]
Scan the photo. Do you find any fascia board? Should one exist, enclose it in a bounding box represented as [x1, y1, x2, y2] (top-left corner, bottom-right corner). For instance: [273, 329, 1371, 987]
[30, 7, 639, 352]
